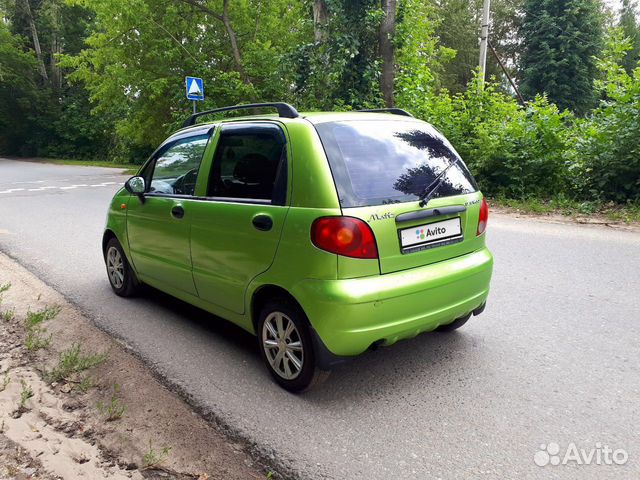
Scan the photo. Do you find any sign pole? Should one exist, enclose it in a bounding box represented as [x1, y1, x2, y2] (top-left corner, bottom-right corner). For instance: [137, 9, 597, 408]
[193, 100, 196, 115]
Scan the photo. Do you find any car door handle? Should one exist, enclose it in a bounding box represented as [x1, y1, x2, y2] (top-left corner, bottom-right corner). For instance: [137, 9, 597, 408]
[252, 214, 273, 231]
[171, 205, 185, 219]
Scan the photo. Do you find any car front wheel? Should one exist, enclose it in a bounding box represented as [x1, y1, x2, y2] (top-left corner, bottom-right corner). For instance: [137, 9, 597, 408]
[258, 299, 329, 393]
[104, 237, 140, 297]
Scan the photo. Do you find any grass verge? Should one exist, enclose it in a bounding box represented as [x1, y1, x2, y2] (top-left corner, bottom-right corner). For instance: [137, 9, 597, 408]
[42, 158, 139, 175]
[491, 196, 640, 224]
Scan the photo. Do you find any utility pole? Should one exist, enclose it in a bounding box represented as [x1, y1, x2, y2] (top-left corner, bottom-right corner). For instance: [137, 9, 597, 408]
[478, 0, 491, 87]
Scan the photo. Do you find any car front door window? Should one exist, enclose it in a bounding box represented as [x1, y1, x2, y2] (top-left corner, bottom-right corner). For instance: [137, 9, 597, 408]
[149, 135, 209, 196]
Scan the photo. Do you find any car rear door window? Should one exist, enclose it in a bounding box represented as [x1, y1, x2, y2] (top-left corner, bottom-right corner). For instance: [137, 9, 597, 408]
[315, 120, 478, 207]
[148, 134, 210, 196]
[207, 123, 287, 204]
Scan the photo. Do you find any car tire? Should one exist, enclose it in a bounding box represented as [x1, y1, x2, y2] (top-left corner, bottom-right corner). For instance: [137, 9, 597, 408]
[436, 313, 472, 332]
[104, 237, 140, 297]
[257, 299, 330, 393]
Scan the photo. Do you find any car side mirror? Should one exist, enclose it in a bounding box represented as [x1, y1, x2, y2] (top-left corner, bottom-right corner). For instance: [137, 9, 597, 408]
[125, 176, 146, 203]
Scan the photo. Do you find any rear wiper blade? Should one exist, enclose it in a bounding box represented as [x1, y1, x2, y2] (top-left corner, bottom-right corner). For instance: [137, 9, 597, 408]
[418, 157, 461, 208]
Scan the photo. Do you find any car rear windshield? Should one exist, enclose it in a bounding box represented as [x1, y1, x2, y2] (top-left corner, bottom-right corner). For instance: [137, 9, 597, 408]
[315, 120, 478, 208]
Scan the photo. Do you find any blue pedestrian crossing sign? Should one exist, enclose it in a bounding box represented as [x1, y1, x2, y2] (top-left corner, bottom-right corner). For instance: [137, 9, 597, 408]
[185, 76, 204, 101]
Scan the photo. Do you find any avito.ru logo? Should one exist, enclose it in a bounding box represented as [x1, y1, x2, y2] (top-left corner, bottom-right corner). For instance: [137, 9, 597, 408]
[534, 442, 628, 467]
[416, 226, 446, 241]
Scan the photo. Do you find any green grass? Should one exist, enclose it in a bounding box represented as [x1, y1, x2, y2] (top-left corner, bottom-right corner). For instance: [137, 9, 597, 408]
[19, 380, 33, 410]
[97, 383, 126, 421]
[492, 196, 640, 224]
[25, 306, 61, 329]
[2, 309, 15, 322]
[43, 158, 139, 175]
[46, 344, 108, 383]
[25, 326, 52, 351]
[24, 305, 60, 351]
[142, 440, 171, 469]
[0, 374, 10, 392]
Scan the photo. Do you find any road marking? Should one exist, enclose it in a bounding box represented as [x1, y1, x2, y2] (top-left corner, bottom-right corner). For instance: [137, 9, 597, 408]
[0, 182, 123, 194]
[0, 188, 25, 193]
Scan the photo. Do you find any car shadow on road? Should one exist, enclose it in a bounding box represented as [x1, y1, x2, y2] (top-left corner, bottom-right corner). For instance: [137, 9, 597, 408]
[137, 285, 259, 358]
[135, 285, 487, 404]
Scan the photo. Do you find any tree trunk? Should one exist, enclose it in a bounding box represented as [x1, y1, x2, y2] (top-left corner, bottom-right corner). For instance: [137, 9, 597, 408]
[313, 0, 328, 42]
[379, 0, 396, 107]
[176, 0, 250, 85]
[221, 0, 249, 84]
[49, 0, 63, 90]
[22, 0, 48, 82]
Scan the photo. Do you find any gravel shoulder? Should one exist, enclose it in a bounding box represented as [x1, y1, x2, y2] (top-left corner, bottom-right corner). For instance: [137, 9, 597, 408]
[0, 252, 270, 480]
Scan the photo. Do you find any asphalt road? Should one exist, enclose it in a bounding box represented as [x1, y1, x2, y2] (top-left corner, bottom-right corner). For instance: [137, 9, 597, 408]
[1, 158, 639, 480]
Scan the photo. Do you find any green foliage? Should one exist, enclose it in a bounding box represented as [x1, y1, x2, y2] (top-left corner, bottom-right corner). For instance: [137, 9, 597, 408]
[290, 0, 383, 110]
[571, 29, 640, 201]
[619, 0, 640, 75]
[0, 21, 45, 155]
[0, 0, 638, 205]
[395, 0, 453, 110]
[519, 0, 604, 115]
[420, 74, 574, 198]
[434, 0, 520, 94]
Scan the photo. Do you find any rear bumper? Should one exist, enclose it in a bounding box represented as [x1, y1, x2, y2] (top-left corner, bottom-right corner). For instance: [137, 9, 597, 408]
[292, 248, 493, 358]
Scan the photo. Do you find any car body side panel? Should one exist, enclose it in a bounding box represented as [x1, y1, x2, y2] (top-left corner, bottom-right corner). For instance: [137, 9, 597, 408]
[104, 188, 133, 259]
[190, 201, 290, 314]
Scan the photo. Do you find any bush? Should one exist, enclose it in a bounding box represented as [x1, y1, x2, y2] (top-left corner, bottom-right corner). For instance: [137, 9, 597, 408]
[571, 31, 640, 202]
[411, 74, 574, 199]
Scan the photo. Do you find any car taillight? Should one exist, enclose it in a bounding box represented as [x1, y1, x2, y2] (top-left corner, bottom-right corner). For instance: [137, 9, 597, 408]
[477, 198, 489, 236]
[311, 217, 378, 259]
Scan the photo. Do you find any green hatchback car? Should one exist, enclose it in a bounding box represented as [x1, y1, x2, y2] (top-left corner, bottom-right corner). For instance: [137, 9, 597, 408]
[103, 103, 493, 392]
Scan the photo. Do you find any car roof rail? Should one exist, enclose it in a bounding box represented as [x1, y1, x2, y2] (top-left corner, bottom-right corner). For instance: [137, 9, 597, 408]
[182, 102, 300, 128]
[357, 108, 414, 117]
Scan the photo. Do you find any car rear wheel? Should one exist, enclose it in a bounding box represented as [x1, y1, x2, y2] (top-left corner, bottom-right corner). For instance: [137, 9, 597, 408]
[258, 299, 330, 392]
[104, 237, 140, 297]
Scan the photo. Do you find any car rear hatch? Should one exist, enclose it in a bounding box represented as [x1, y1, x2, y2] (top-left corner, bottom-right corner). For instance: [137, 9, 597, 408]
[315, 118, 485, 275]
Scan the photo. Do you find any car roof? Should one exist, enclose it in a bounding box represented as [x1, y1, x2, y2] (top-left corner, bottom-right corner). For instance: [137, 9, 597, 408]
[173, 111, 426, 137]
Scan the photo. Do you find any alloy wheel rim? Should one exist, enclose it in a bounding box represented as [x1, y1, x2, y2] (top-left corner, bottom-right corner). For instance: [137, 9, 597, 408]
[262, 312, 304, 380]
[106, 246, 125, 289]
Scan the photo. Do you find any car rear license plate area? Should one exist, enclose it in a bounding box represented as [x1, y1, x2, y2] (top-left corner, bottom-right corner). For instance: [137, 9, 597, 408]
[399, 217, 463, 254]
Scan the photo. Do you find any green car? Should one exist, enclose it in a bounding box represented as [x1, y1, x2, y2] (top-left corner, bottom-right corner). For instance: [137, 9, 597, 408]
[103, 103, 493, 392]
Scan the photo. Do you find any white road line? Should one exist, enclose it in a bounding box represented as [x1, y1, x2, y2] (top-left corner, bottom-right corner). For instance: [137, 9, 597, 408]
[12, 180, 45, 185]
[0, 182, 120, 194]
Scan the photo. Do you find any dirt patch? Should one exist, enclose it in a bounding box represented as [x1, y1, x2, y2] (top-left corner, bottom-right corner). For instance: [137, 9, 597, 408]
[0, 253, 271, 479]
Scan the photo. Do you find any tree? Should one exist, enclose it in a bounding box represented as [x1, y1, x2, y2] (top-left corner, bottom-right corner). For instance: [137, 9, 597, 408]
[61, 0, 307, 160]
[379, 0, 396, 106]
[0, 20, 44, 154]
[619, 0, 640, 74]
[434, 0, 520, 94]
[519, 0, 605, 115]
